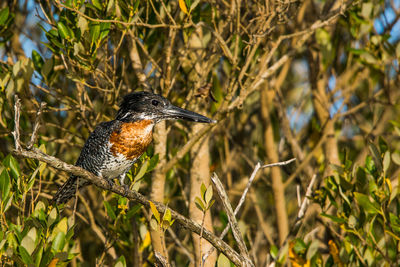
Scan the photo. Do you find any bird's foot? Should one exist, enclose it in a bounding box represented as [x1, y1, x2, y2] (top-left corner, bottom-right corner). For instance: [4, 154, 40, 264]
[106, 179, 115, 188]
[122, 184, 130, 197]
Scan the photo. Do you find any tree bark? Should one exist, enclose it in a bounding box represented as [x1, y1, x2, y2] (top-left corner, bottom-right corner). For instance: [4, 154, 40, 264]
[150, 121, 169, 261]
[189, 126, 217, 266]
[260, 88, 289, 245]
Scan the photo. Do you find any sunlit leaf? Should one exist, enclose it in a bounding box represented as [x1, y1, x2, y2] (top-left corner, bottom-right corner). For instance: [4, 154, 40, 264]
[0, 168, 11, 200]
[354, 192, 381, 215]
[178, 0, 189, 15]
[133, 159, 149, 183]
[32, 50, 44, 71]
[19, 246, 34, 265]
[3, 154, 20, 180]
[57, 21, 71, 40]
[51, 232, 66, 252]
[149, 200, 160, 223]
[205, 185, 213, 205]
[195, 196, 205, 211]
[21, 228, 37, 255]
[0, 7, 9, 26]
[115, 255, 126, 267]
[217, 253, 231, 267]
[200, 183, 207, 199]
[383, 151, 390, 174]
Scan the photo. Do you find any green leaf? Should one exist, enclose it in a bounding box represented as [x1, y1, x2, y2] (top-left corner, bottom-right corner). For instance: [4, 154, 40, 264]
[21, 228, 37, 255]
[3, 154, 21, 180]
[354, 192, 381, 215]
[115, 255, 126, 267]
[133, 0, 140, 12]
[34, 246, 43, 266]
[162, 208, 172, 227]
[47, 207, 58, 227]
[32, 50, 44, 71]
[57, 21, 70, 40]
[383, 151, 390, 174]
[0, 7, 9, 26]
[320, 213, 346, 224]
[368, 142, 382, 173]
[77, 16, 88, 33]
[200, 183, 207, 199]
[133, 159, 149, 183]
[106, 0, 115, 15]
[205, 185, 213, 205]
[3, 193, 13, 212]
[195, 197, 205, 211]
[41, 58, 54, 79]
[0, 168, 11, 201]
[92, 0, 103, 10]
[217, 253, 231, 267]
[90, 23, 101, 46]
[99, 22, 110, 41]
[149, 201, 160, 223]
[392, 151, 400, 166]
[51, 232, 65, 252]
[104, 201, 116, 220]
[293, 239, 307, 255]
[270, 245, 279, 259]
[306, 240, 319, 260]
[147, 154, 159, 172]
[51, 217, 68, 240]
[378, 136, 388, 153]
[19, 246, 34, 265]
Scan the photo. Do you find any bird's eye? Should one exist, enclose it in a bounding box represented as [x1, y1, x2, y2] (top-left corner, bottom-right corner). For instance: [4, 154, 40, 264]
[152, 100, 160, 106]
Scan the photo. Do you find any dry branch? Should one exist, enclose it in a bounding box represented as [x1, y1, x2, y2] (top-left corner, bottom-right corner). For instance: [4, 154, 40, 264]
[211, 173, 253, 266]
[203, 159, 296, 263]
[12, 147, 246, 266]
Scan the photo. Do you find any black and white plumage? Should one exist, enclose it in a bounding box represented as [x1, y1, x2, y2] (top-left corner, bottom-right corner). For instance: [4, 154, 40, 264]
[53, 91, 215, 204]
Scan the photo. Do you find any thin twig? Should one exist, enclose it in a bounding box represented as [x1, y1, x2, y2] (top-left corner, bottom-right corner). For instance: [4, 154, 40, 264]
[203, 158, 296, 262]
[261, 158, 297, 169]
[12, 95, 21, 151]
[154, 251, 170, 267]
[12, 147, 245, 266]
[166, 228, 194, 264]
[211, 173, 254, 267]
[27, 102, 46, 149]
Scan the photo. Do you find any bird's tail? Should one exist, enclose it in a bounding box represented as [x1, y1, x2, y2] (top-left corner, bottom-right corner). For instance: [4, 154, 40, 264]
[53, 176, 90, 204]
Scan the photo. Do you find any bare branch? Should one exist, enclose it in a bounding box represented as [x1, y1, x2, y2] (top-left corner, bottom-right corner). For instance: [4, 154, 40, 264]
[154, 251, 171, 267]
[27, 102, 46, 150]
[12, 148, 245, 266]
[261, 158, 296, 169]
[211, 173, 254, 267]
[12, 95, 21, 151]
[203, 159, 296, 262]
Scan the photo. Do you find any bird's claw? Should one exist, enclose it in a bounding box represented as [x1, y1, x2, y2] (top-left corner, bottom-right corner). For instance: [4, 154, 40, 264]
[106, 179, 115, 188]
[122, 184, 130, 197]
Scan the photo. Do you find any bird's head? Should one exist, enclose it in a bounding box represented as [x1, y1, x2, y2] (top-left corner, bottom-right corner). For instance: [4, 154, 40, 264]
[116, 91, 216, 124]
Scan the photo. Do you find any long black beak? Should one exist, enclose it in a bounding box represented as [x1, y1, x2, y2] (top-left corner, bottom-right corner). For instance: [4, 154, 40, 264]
[163, 104, 216, 123]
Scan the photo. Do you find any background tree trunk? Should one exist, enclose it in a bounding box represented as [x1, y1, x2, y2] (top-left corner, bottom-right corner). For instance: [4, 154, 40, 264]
[189, 127, 217, 266]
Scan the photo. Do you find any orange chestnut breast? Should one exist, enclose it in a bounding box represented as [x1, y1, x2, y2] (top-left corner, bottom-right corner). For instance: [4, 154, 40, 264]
[109, 120, 154, 160]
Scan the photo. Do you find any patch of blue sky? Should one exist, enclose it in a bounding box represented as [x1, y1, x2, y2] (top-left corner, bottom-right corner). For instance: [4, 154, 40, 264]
[288, 105, 313, 133]
[374, 0, 400, 43]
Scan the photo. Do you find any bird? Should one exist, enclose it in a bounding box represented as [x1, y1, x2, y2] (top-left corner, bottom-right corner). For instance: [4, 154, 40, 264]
[53, 91, 215, 204]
